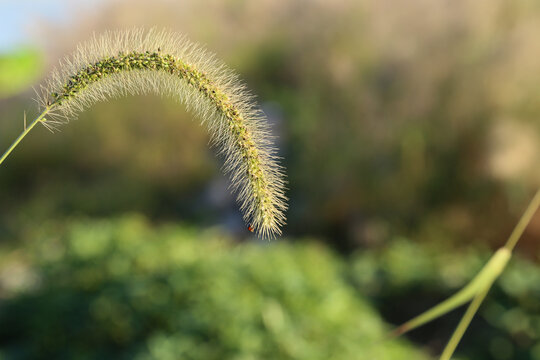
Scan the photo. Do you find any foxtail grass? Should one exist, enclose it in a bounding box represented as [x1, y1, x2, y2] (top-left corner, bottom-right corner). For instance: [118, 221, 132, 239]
[0, 28, 287, 239]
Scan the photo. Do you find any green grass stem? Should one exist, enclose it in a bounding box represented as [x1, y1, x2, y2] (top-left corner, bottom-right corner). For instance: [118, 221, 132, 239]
[0, 107, 50, 166]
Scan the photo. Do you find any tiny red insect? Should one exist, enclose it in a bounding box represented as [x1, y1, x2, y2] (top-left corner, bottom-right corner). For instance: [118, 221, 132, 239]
[248, 225, 254, 232]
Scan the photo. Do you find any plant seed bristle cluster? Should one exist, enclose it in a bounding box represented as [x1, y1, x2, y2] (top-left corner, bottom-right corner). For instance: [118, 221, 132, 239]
[38, 28, 287, 238]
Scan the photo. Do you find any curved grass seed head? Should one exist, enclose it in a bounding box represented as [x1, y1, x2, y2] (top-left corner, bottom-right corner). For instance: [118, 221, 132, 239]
[14, 28, 287, 238]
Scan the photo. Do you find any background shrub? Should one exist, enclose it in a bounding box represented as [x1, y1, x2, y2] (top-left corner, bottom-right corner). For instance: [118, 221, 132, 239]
[0, 216, 427, 360]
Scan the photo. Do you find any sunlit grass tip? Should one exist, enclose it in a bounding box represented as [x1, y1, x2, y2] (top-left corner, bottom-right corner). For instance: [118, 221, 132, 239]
[6, 28, 287, 238]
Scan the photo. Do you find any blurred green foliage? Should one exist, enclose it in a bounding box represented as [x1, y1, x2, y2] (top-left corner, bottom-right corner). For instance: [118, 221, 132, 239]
[0, 216, 427, 360]
[0, 48, 43, 98]
[2, 217, 539, 359]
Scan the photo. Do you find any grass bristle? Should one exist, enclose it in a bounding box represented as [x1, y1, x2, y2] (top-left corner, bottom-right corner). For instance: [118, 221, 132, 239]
[37, 28, 287, 238]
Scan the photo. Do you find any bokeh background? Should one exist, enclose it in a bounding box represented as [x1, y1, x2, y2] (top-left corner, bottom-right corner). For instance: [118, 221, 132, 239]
[1, 0, 540, 359]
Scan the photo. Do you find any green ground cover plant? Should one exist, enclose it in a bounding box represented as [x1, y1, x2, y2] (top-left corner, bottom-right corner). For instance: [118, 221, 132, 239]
[0, 215, 427, 360]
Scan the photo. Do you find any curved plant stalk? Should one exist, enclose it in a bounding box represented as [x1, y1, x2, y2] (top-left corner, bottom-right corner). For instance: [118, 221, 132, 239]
[439, 285, 491, 360]
[0, 28, 287, 239]
[389, 247, 511, 338]
[502, 188, 540, 253]
[438, 188, 540, 359]
[390, 188, 540, 359]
